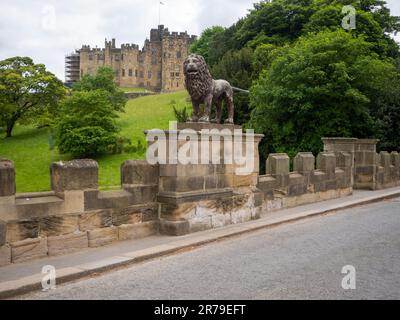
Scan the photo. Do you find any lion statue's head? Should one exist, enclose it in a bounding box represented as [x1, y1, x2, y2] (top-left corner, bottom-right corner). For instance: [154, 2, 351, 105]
[183, 54, 213, 101]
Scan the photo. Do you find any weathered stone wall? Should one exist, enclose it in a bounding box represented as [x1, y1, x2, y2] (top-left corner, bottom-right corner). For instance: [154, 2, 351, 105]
[2, 136, 399, 265]
[0, 159, 159, 266]
[258, 151, 353, 211]
[323, 138, 400, 190]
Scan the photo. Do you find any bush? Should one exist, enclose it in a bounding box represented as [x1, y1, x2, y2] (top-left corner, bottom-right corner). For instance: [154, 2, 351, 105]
[56, 90, 122, 157]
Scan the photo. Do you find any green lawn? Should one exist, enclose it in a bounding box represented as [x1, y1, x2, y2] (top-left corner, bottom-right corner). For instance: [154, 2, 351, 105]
[0, 90, 188, 192]
[119, 87, 153, 93]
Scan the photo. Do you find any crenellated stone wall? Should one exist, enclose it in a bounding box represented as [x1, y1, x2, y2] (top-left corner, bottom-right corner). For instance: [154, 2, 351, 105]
[258, 151, 353, 211]
[0, 159, 159, 266]
[1, 136, 399, 266]
[323, 138, 400, 190]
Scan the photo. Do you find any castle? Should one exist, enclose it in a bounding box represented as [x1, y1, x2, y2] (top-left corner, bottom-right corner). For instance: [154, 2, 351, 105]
[65, 25, 197, 92]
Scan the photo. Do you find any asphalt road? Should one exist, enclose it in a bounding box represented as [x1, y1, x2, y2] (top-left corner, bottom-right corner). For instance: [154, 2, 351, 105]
[19, 198, 400, 300]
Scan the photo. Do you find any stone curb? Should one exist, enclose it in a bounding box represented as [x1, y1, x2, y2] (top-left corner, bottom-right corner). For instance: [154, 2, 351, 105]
[1, 188, 400, 299]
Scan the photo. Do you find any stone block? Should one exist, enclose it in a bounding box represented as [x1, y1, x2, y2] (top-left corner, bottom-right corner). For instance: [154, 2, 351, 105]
[121, 160, 159, 186]
[51, 159, 98, 192]
[380, 151, 391, 169]
[39, 215, 79, 237]
[113, 206, 142, 226]
[160, 164, 215, 177]
[87, 227, 118, 247]
[316, 152, 336, 179]
[311, 170, 326, 183]
[293, 152, 315, 173]
[189, 215, 212, 233]
[288, 184, 307, 197]
[258, 175, 278, 192]
[231, 209, 252, 224]
[232, 173, 258, 187]
[211, 213, 232, 228]
[159, 219, 190, 236]
[160, 176, 205, 192]
[6, 220, 39, 243]
[118, 221, 158, 241]
[11, 237, 48, 263]
[336, 152, 352, 168]
[79, 209, 113, 231]
[47, 232, 88, 256]
[266, 153, 289, 175]
[0, 160, 15, 197]
[0, 220, 6, 246]
[126, 185, 158, 204]
[0, 245, 11, 267]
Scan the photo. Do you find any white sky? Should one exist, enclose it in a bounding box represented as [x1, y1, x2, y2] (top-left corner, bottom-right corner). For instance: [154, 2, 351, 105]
[0, 0, 399, 81]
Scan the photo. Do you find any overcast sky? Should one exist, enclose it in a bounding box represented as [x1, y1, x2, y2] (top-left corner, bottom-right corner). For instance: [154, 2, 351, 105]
[0, 0, 399, 81]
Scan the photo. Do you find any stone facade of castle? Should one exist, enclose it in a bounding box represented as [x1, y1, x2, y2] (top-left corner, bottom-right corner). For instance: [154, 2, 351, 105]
[65, 25, 197, 92]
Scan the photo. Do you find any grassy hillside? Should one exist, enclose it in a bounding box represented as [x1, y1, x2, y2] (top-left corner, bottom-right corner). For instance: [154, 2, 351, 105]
[0, 90, 189, 192]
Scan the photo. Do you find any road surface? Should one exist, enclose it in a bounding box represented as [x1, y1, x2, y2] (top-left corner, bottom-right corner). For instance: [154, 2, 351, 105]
[19, 198, 400, 299]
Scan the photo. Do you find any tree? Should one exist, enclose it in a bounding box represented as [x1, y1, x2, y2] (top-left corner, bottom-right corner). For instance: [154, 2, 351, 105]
[190, 26, 224, 64]
[72, 67, 127, 112]
[56, 90, 121, 157]
[212, 48, 254, 125]
[0, 57, 65, 137]
[249, 30, 398, 157]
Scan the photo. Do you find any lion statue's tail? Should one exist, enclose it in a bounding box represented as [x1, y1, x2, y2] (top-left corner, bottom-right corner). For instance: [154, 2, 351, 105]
[231, 86, 250, 94]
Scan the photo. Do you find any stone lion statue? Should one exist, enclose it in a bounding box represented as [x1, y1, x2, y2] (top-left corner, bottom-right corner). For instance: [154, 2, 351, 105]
[183, 54, 234, 124]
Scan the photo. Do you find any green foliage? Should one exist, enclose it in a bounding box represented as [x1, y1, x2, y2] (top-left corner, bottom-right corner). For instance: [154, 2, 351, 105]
[250, 30, 398, 157]
[0, 56, 66, 137]
[212, 48, 254, 124]
[170, 98, 191, 123]
[73, 67, 127, 112]
[0, 91, 185, 192]
[193, 0, 400, 155]
[190, 26, 225, 64]
[56, 90, 121, 157]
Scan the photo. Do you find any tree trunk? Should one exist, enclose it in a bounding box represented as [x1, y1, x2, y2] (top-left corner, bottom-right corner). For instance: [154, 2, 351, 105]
[5, 121, 15, 138]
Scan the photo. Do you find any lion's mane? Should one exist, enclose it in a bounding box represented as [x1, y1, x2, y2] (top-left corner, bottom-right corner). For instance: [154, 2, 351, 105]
[183, 54, 213, 101]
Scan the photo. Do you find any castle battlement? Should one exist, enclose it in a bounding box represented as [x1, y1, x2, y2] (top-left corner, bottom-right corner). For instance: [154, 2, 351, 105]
[66, 25, 196, 91]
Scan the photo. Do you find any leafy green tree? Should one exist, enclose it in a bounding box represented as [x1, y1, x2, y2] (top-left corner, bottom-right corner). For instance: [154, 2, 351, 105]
[190, 26, 224, 64]
[249, 30, 398, 157]
[212, 48, 254, 124]
[0, 56, 65, 137]
[56, 90, 121, 157]
[73, 67, 127, 112]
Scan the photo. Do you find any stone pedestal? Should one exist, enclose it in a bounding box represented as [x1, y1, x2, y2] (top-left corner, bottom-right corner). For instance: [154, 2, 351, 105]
[146, 122, 263, 235]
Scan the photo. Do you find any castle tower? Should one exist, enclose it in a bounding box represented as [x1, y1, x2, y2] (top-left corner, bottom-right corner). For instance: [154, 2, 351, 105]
[67, 26, 197, 92]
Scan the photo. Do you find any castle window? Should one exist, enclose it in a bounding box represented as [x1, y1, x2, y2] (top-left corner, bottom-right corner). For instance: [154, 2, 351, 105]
[148, 71, 152, 79]
[135, 70, 138, 77]
[170, 72, 175, 78]
[121, 54, 124, 61]
[129, 69, 133, 77]
[176, 51, 182, 59]
[115, 55, 120, 61]
[152, 57, 157, 65]
[158, 72, 162, 80]
[122, 69, 125, 77]
[175, 72, 180, 77]
[89, 54, 93, 61]
[177, 82, 179, 88]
